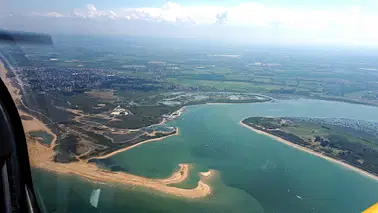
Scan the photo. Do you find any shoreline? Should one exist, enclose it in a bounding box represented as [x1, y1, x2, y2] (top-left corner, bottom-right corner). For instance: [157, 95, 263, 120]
[133, 106, 185, 130]
[0, 61, 213, 198]
[239, 120, 378, 181]
[200, 170, 215, 178]
[1, 62, 57, 148]
[205, 99, 274, 106]
[28, 140, 211, 198]
[88, 128, 180, 161]
[26, 127, 213, 198]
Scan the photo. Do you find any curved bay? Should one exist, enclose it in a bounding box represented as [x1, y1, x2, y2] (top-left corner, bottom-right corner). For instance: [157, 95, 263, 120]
[34, 99, 378, 213]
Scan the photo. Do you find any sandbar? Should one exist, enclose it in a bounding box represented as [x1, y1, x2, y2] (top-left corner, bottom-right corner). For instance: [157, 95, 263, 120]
[200, 170, 215, 179]
[28, 140, 211, 198]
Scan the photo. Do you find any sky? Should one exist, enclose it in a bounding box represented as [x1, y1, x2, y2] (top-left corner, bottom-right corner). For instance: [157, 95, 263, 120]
[1, 0, 378, 46]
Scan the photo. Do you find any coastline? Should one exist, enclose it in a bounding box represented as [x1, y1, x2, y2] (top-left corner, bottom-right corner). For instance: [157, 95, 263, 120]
[205, 99, 274, 106]
[0, 61, 213, 198]
[26, 123, 212, 198]
[0, 62, 57, 148]
[4, 55, 378, 201]
[200, 170, 215, 178]
[141, 106, 185, 129]
[25, 121, 213, 198]
[88, 129, 180, 160]
[28, 140, 211, 198]
[239, 120, 378, 181]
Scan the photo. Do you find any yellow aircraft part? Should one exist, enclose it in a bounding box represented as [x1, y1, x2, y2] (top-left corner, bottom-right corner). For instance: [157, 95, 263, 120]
[363, 203, 378, 213]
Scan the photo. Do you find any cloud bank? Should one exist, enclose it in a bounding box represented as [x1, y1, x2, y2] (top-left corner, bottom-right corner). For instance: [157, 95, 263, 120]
[2, 1, 378, 46]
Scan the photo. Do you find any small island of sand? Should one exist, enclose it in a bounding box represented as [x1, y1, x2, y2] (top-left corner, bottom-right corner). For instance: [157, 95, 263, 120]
[200, 170, 215, 178]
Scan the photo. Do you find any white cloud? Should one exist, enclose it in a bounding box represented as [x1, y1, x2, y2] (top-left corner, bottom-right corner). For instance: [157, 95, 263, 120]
[30, 2, 378, 29]
[23, 1, 378, 45]
[31, 11, 64, 18]
[71, 4, 116, 19]
[216, 11, 228, 24]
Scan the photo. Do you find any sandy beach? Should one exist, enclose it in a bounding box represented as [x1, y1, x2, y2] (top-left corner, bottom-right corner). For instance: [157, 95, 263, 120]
[88, 129, 180, 160]
[200, 171, 212, 177]
[0, 61, 213, 198]
[1, 62, 57, 148]
[28, 141, 211, 198]
[25, 110, 210, 198]
[0, 62, 22, 101]
[206, 102, 234, 106]
[240, 120, 378, 181]
[200, 170, 215, 179]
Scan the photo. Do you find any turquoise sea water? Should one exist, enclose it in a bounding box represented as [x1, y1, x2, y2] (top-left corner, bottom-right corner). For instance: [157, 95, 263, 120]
[32, 100, 378, 213]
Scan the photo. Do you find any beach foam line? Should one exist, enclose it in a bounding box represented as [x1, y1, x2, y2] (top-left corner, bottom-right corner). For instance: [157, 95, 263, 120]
[239, 120, 378, 181]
